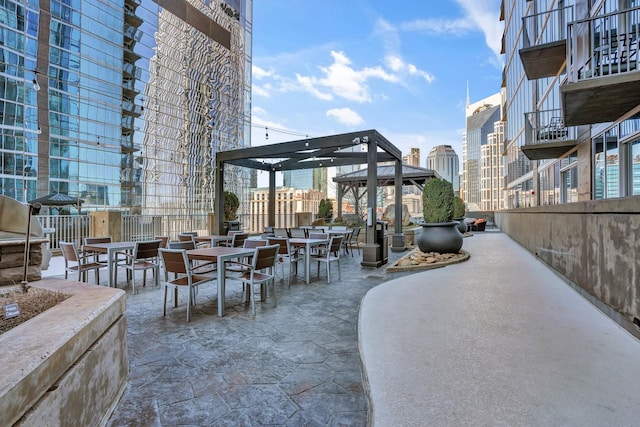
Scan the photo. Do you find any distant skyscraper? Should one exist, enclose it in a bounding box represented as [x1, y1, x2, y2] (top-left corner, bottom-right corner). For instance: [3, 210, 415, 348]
[403, 148, 421, 167]
[427, 145, 460, 194]
[463, 93, 502, 210]
[282, 168, 327, 194]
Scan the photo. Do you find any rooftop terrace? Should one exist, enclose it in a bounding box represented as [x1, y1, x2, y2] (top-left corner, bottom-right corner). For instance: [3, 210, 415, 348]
[41, 230, 640, 425]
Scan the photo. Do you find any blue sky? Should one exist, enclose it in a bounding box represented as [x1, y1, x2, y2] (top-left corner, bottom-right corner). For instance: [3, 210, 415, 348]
[250, 0, 503, 170]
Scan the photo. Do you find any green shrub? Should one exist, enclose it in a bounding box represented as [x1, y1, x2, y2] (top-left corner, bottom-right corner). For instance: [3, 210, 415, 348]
[453, 196, 466, 219]
[422, 178, 454, 223]
[223, 191, 239, 221]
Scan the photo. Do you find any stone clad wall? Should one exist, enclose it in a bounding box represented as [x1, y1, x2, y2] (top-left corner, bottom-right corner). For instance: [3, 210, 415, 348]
[496, 198, 640, 332]
[0, 240, 47, 286]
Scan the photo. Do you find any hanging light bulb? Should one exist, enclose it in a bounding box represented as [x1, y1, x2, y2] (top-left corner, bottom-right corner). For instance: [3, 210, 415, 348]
[265, 126, 269, 140]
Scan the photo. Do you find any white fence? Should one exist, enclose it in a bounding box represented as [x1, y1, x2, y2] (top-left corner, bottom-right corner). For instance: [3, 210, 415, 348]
[38, 213, 221, 250]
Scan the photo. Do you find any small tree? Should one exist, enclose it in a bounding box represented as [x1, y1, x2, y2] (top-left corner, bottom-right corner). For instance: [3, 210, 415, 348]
[223, 191, 239, 221]
[317, 198, 333, 220]
[453, 196, 466, 219]
[422, 179, 454, 223]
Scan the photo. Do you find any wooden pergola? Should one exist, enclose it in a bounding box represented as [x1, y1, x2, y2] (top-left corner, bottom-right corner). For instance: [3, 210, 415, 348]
[214, 129, 403, 266]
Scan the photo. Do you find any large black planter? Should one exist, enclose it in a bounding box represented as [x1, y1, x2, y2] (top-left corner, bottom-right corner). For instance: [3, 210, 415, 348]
[454, 217, 468, 234]
[415, 222, 463, 253]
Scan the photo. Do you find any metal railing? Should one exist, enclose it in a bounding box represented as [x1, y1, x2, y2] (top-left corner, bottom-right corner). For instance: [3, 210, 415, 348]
[36, 215, 92, 249]
[522, 5, 573, 49]
[568, 6, 640, 82]
[524, 109, 576, 145]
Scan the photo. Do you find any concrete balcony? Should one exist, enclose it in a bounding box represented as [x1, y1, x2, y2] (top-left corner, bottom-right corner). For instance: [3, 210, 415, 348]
[519, 6, 573, 79]
[562, 6, 640, 126]
[521, 109, 577, 160]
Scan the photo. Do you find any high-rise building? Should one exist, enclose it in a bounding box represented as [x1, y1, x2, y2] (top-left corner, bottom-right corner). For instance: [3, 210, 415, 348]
[481, 121, 505, 210]
[426, 145, 460, 195]
[499, 1, 639, 334]
[0, 0, 252, 218]
[282, 168, 327, 194]
[249, 187, 324, 232]
[403, 148, 420, 167]
[463, 93, 502, 210]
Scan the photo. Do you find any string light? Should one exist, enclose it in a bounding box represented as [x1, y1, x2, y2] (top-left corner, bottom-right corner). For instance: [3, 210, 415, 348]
[265, 126, 269, 140]
[252, 123, 316, 138]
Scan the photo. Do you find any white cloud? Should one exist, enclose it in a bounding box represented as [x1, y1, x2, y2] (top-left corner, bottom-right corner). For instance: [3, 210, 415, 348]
[326, 108, 364, 126]
[252, 84, 271, 98]
[455, 0, 504, 64]
[252, 65, 273, 79]
[296, 50, 398, 103]
[385, 55, 435, 83]
[399, 17, 476, 35]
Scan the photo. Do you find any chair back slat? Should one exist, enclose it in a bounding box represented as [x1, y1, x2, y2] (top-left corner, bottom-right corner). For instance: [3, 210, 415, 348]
[60, 241, 79, 262]
[232, 232, 249, 247]
[159, 249, 189, 274]
[84, 236, 112, 245]
[168, 240, 195, 250]
[309, 233, 327, 240]
[135, 240, 161, 259]
[254, 244, 279, 270]
[178, 233, 195, 242]
[244, 239, 267, 249]
[155, 236, 169, 248]
[330, 236, 343, 253]
[267, 237, 290, 255]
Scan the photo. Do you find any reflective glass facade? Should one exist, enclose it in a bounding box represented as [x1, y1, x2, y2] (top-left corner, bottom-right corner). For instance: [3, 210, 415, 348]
[0, 0, 252, 215]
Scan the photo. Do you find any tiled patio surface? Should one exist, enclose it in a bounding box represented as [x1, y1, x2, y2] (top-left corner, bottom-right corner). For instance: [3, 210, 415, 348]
[44, 244, 412, 426]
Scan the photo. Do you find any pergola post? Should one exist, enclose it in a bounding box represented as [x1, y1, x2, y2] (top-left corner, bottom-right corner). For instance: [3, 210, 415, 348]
[214, 161, 224, 234]
[268, 169, 276, 227]
[337, 184, 343, 219]
[391, 158, 405, 252]
[361, 140, 382, 267]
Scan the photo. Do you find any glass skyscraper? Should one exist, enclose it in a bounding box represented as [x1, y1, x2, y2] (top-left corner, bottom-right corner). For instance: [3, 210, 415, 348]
[0, 0, 252, 216]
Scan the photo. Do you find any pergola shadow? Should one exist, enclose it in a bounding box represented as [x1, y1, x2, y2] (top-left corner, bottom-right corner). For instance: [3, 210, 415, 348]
[215, 129, 405, 266]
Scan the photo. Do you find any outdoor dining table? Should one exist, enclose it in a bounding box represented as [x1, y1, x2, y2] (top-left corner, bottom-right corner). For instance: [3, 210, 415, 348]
[194, 234, 233, 247]
[186, 246, 255, 317]
[289, 237, 330, 284]
[82, 241, 136, 288]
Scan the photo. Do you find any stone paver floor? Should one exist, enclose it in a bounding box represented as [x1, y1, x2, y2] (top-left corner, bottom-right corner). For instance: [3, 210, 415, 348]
[47, 247, 410, 426]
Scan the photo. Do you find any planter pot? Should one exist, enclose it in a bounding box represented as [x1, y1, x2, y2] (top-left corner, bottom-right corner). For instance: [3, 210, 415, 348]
[454, 218, 468, 234]
[415, 222, 463, 254]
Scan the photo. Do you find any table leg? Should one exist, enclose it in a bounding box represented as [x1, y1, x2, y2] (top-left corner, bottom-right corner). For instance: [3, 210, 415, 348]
[107, 248, 115, 287]
[217, 257, 224, 317]
[305, 244, 310, 284]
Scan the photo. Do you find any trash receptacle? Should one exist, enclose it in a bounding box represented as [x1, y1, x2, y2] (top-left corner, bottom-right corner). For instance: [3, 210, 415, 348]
[223, 220, 240, 234]
[376, 220, 388, 264]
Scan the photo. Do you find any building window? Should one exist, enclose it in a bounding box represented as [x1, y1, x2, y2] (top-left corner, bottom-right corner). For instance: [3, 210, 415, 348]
[630, 138, 640, 195]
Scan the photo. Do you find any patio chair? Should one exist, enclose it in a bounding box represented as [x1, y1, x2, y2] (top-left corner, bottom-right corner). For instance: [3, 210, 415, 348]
[155, 236, 170, 249]
[60, 241, 102, 284]
[168, 240, 216, 275]
[342, 227, 360, 256]
[178, 233, 196, 242]
[289, 228, 306, 238]
[116, 240, 161, 294]
[267, 237, 301, 287]
[83, 236, 127, 266]
[310, 235, 343, 283]
[273, 228, 289, 238]
[158, 248, 216, 322]
[224, 244, 280, 315]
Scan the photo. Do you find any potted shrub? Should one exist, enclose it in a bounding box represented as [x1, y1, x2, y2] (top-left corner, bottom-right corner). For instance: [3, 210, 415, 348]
[453, 196, 467, 234]
[415, 178, 463, 253]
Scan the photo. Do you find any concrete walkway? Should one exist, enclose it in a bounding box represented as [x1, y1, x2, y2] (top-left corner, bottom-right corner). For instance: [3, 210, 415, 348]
[359, 231, 640, 426]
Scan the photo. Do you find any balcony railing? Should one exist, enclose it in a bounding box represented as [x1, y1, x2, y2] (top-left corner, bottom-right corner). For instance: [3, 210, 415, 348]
[522, 5, 573, 49]
[567, 6, 640, 83]
[522, 109, 578, 160]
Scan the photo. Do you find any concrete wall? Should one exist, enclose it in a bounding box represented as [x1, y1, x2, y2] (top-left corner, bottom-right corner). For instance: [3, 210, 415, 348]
[495, 198, 640, 330]
[1, 278, 127, 426]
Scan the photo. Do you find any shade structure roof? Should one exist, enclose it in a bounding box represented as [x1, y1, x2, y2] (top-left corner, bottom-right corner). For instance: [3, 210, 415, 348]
[333, 164, 440, 188]
[28, 193, 84, 207]
[216, 129, 401, 171]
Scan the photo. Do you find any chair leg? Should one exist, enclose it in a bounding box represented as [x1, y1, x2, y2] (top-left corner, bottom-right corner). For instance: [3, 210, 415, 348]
[250, 282, 256, 316]
[163, 286, 168, 317]
[186, 284, 192, 322]
[95, 268, 100, 285]
[271, 278, 277, 307]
